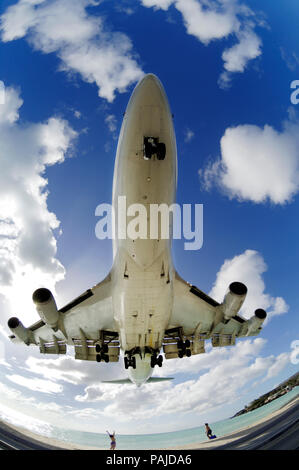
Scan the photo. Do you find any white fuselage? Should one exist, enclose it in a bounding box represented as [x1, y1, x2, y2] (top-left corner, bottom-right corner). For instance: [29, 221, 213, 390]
[111, 74, 177, 385]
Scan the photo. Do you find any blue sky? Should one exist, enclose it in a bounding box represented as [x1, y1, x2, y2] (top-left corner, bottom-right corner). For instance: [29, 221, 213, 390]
[0, 0, 298, 436]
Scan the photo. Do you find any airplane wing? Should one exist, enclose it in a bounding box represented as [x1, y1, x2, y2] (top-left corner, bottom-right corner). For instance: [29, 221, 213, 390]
[162, 271, 267, 360]
[8, 273, 120, 363]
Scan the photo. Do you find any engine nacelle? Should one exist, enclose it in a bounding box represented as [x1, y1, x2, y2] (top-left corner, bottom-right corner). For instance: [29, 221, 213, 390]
[32, 288, 60, 331]
[8, 317, 33, 345]
[222, 282, 247, 319]
[246, 309, 267, 336]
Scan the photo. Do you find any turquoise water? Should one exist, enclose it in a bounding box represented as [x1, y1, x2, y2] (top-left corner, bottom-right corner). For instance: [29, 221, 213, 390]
[0, 387, 297, 449]
[46, 387, 299, 449]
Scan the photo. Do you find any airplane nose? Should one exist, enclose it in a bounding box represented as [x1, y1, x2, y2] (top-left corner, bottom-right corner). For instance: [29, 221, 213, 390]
[127, 354, 153, 386]
[128, 73, 168, 110]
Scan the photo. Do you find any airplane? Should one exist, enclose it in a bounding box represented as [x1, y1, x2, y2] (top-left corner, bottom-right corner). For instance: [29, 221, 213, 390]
[7, 74, 267, 386]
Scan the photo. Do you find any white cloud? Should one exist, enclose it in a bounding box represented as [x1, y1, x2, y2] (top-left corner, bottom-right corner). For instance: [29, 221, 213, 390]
[184, 128, 194, 143]
[173, 0, 239, 45]
[280, 47, 299, 72]
[222, 28, 262, 73]
[209, 249, 288, 321]
[0, 83, 77, 325]
[6, 374, 63, 394]
[0, 85, 23, 124]
[262, 352, 290, 382]
[219, 27, 262, 88]
[24, 353, 126, 385]
[0, 0, 144, 102]
[105, 114, 117, 134]
[141, 0, 173, 10]
[140, 0, 263, 86]
[199, 119, 299, 204]
[74, 110, 81, 119]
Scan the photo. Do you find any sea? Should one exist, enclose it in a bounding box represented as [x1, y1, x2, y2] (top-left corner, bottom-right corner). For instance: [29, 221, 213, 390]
[0, 387, 298, 450]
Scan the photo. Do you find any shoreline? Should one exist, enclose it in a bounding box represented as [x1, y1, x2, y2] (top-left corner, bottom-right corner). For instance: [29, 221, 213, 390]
[161, 394, 299, 449]
[0, 419, 100, 450]
[0, 394, 298, 450]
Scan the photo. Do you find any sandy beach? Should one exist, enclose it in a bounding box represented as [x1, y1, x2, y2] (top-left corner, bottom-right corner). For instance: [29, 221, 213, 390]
[161, 394, 299, 450]
[0, 394, 298, 450]
[0, 418, 99, 450]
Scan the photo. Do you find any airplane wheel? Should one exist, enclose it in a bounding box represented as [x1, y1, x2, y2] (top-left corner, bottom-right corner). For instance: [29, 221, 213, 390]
[178, 350, 184, 359]
[186, 349, 191, 357]
[132, 357, 136, 369]
[144, 142, 153, 160]
[124, 357, 129, 369]
[185, 339, 191, 348]
[95, 344, 101, 353]
[103, 344, 108, 353]
[157, 142, 166, 160]
[157, 355, 163, 367]
[177, 340, 184, 349]
[150, 357, 156, 368]
[96, 354, 101, 362]
[104, 354, 109, 363]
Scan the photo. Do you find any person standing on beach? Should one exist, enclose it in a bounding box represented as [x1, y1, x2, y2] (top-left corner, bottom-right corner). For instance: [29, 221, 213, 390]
[106, 430, 116, 450]
[205, 423, 214, 439]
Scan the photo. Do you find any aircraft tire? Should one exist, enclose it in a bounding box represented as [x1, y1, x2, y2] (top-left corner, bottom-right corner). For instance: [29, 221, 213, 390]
[157, 142, 166, 160]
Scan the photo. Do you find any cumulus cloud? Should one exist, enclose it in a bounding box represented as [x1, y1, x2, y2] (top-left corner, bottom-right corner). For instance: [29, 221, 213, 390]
[24, 354, 126, 385]
[262, 352, 290, 382]
[6, 374, 63, 394]
[0, 0, 144, 102]
[0, 83, 76, 324]
[140, 0, 263, 86]
[209, 249, 288, 321]
[199, 119, 299, 204]
[219, 27, 262, 88]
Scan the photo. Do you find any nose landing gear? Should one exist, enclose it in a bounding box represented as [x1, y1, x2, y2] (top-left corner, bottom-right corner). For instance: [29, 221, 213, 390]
[150, 353, 163, 368]
[143, 137, 166, 160]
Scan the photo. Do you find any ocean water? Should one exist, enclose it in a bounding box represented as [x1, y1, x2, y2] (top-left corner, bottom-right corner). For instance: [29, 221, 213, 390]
[1, 387, 298, 450]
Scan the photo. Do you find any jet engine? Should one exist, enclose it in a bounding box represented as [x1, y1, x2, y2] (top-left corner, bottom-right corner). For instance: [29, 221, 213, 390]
[32, 288, 60, 331]
[246, 309, 267, 336]
[7, 317, 34, 345]
[222, 282, 247, 319]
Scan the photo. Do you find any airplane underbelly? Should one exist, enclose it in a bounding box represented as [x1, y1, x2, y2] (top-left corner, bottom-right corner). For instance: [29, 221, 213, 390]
[111, 74, 176, 355]
[113, 252, 173, 353]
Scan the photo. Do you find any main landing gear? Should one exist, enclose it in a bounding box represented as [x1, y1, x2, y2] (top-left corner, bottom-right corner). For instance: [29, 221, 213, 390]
[145, 347, 163, 368]
[124, 355, 136, 369]
[95, 331, 118, 363]
[177, 339, 191, 358]
[124, 347, 142, 369]
[150, 353, 163, 368]
[95, 343, 109, 363]
[143, 137, 166, 160]
[164, 327, 192, 358]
